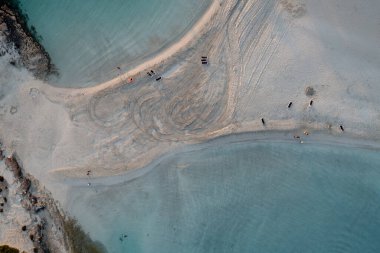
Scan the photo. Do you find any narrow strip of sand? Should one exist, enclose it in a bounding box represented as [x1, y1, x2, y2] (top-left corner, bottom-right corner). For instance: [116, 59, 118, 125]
[51, 128, 380, 187]
[44, 0, 220, 94]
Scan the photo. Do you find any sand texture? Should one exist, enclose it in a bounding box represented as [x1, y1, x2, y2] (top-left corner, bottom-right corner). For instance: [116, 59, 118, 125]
[0, 0, 379, 191]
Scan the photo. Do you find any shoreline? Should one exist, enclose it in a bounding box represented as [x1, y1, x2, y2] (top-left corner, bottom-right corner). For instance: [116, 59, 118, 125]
[86, 0, 220, 93]
[40, 0, 221, 94]
[1, 0, 378, 186]
[49, 110, 380, 181]
[0, 145, 107, 253]
[53, 128, 380, 186]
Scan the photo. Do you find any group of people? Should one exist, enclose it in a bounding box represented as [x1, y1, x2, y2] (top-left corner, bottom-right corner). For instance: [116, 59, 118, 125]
[116, 54, 211, 86]
[261, 98, 345, 143]
[147, 70, 162, 81]
[201, 56, 208, 64]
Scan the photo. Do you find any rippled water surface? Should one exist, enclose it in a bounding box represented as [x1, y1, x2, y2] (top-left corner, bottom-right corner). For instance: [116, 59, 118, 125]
[67, 139, 380, 253]
[19, 0, 211, 87]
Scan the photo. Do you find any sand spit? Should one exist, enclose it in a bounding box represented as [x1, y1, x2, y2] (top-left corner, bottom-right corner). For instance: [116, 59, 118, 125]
[44, 0, 221, 94]
[0, 0, 379, 185]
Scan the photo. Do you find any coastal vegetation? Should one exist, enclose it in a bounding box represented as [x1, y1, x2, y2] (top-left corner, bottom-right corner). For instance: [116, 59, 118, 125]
[0, 245, 19, 253]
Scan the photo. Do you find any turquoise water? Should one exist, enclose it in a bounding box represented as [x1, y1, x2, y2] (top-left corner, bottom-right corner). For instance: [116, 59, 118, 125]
[18, 0, 211, 87]
[67, 139, 380, 253]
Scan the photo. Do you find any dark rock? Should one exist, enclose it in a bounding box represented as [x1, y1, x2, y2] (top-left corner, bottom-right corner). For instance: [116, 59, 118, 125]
[5, 156, 22, 179]
[20, 177, 31, 194]
[0, 2, 58, 79]
[0, 245, 20, 253]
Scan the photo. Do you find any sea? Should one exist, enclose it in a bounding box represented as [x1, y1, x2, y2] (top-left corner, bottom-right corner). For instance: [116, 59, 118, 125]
[66, 138, 380, 253]
[17, 0, 211, 88]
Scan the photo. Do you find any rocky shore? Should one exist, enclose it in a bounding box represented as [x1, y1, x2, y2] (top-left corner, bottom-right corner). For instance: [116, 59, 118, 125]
[0, 142, 107, 253]
[0, 1, 57, 80]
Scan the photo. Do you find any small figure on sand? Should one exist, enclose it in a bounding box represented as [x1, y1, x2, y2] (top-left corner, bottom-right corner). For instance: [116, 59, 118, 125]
[148, 70, 160, 80]
[340, 125, 344, 132]
[201, 56, 208, 64]
[309, 100, 313, 106]
[261, 118, 265, 125]
[86, 170, 91, 176]
[288, 102, 293, 108]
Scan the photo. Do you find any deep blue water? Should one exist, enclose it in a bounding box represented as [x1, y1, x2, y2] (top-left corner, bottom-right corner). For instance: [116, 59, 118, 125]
[67, 140, 380, 253]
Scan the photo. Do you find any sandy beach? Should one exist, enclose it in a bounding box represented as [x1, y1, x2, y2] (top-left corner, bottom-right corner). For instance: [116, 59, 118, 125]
[0, 0, 378, 176]
[0, 0, 380, 249]
[0, 0, 379, 177]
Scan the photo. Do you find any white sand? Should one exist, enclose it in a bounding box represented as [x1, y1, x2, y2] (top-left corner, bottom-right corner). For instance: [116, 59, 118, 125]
[0, 0, 379, 214]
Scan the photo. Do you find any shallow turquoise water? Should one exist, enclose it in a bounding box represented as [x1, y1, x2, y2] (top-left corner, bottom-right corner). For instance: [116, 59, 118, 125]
[18, 0, 211, 87]
[67, 140, 380, 253]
